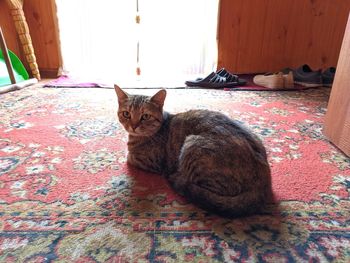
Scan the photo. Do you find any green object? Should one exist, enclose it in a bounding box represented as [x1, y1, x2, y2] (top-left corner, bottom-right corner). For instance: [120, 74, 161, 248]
[0, 49, 29, 86]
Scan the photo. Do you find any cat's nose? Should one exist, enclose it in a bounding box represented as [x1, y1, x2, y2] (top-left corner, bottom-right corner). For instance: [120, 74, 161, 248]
[131, 123, 139, 131]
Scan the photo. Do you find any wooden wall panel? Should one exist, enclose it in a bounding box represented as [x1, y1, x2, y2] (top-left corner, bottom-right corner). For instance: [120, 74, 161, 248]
[218, 0, 350, 73]
[0, 1, 22, 60]
[0, 0, 61, 78]
[2, 0, 350, 76]
[23, 0, 61, 77]
[324, 13, 350, 157]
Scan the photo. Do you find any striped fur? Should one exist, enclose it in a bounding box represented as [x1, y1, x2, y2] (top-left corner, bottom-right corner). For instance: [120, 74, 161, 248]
[114, 85, 273, 217]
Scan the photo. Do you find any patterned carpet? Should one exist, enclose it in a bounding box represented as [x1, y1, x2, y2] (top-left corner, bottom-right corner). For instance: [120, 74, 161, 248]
[0, 85, 349, 262]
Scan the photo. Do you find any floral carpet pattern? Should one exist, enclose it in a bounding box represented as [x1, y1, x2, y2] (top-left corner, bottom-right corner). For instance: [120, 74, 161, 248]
[0, 86, 349, 262]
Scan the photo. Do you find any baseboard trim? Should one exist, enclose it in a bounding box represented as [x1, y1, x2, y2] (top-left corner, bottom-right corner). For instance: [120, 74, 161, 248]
[39, 69, 59, 79]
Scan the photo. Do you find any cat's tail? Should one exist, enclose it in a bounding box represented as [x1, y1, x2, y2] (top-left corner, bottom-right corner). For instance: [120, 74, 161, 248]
[184, 183, 270, 218]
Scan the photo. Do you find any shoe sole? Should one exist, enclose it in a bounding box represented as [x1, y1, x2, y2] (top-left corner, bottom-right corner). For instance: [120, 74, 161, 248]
[294, 81, 323, 87]
[185, 81, 245, 88]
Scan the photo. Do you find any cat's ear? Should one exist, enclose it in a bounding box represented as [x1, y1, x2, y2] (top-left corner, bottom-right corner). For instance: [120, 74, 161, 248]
[114, 84, 128, 103]
[150, 89, 166, 107]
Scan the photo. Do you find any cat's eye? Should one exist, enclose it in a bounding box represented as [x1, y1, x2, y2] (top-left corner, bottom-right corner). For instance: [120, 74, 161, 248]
[141, 114, 151, 121]
[122, 111, 131, 118]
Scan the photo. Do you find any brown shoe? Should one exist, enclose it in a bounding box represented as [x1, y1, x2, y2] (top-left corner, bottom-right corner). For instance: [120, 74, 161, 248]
[283, 71, 294, 89]
[253, 72, 284, 89]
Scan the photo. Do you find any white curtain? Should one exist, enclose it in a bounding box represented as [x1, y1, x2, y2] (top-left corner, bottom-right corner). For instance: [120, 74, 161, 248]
[55, 0, 219, 87]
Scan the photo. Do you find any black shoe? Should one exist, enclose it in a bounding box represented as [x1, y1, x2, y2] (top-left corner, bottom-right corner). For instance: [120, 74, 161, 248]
[322, 67, 336, 87]
[185, 69, 246, 88]
[282, 64, 322, 87]
[216, 68, 246, 83]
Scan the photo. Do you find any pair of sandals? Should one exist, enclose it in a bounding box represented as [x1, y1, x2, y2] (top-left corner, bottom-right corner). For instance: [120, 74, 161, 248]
[185, 68, 246, 88]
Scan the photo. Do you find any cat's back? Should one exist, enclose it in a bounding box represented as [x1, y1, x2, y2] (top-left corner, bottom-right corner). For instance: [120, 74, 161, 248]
[167, 109, 267, 161]
[171, 109, 230, 128]
[169, 109, 250, 138]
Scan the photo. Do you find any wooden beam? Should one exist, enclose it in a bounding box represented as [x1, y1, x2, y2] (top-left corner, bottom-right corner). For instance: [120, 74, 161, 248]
[0, 26, 16, 84]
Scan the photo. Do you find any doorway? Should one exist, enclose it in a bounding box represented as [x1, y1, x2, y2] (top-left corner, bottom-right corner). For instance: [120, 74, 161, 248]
[55, 0, 219, 87]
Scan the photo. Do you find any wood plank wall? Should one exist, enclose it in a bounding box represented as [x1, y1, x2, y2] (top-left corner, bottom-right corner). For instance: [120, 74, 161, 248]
[324, 13, 350, 156]
[218, 0, 350, 73]
[23, 0, 61, 77]
[1, 0, 350, 77]
[0, 0, 61, 78]
[0, 1, 23, 63]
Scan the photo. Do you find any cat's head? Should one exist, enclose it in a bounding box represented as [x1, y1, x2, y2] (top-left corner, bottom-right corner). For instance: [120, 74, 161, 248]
[114, 85, 166, 137]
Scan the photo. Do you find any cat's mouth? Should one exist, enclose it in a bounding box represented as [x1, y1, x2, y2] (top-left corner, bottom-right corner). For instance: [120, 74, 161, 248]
[127, 128, 155, 137]
[127, 128, 145, 137]
[127, 131, 140, 136]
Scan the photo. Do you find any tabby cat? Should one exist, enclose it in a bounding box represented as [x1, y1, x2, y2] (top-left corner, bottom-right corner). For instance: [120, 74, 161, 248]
[114, 85, 273, 217]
